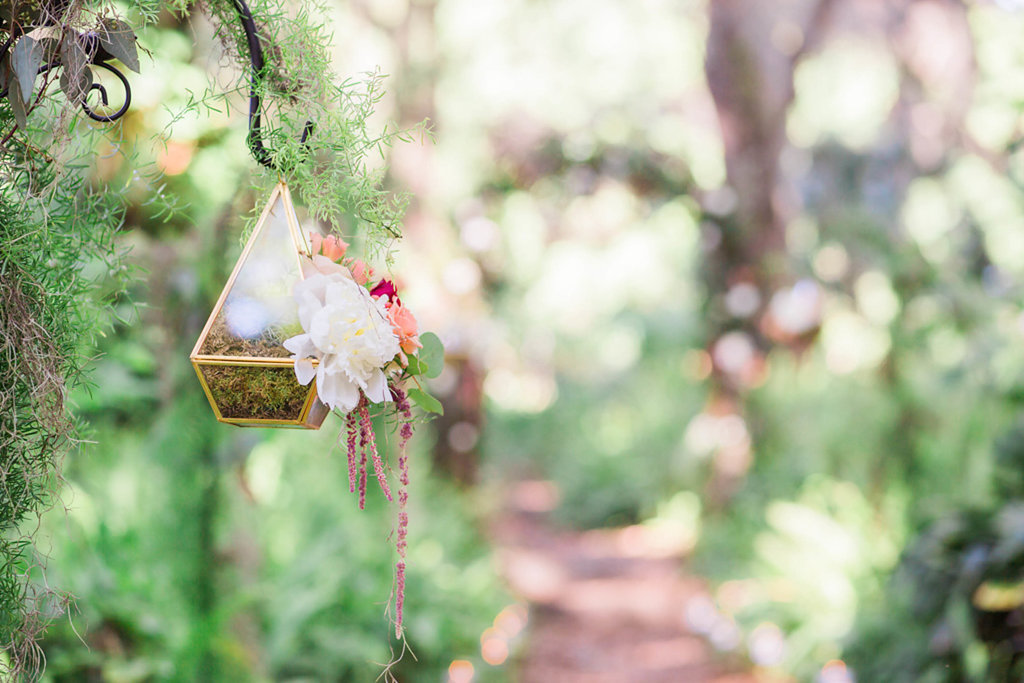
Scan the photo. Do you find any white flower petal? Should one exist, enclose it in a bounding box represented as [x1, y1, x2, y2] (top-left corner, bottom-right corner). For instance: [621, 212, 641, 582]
[289, 258, 404, 413]
[283, 333, 314, 357]
[363, 369, 390, 404]
[294, 274, 327, 303]
[317, 368, 360, 412]
[294, 358, 316, 385]
[308, 308, 332, 348]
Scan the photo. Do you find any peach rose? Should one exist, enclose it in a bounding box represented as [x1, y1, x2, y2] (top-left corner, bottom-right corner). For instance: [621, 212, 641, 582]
[308, 232, 349, 262]
[387, 302, 421, 354]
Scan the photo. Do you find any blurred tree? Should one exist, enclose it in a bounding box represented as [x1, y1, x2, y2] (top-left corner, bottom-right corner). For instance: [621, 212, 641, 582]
[700, 0, 835, 503]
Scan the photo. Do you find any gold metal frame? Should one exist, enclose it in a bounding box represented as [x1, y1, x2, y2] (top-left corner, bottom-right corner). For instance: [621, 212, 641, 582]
[190, 182, 328, 429]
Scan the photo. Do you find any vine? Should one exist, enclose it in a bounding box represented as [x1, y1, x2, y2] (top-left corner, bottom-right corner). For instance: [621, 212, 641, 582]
[199, 0, 426, 257]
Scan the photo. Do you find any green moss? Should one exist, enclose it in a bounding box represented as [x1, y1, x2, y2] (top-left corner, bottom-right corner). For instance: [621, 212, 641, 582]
[200, 365, 309, 420]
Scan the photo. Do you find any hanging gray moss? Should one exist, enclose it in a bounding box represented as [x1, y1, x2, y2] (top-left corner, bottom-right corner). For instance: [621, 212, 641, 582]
[0, 167, 127, 676]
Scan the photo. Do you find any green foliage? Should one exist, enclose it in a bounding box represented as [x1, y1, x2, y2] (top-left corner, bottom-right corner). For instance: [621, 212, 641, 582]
[408, 387, 443, 416]
[417, 332, 445, 380]
[468, 1, 1024, 680]
[846, 504, 1024, 682]
[35, 398, 508, 681]
[186, 0, 424, 259]
[0, 141, 128, 675]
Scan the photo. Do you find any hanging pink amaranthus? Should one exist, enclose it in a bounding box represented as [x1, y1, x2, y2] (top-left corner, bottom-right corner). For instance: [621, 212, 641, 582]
[392, 386, 414, 637]
[287, 233, 445, 639]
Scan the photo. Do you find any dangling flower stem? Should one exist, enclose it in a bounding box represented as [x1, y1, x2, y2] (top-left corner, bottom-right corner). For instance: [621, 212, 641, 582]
[391, 384, 414, 637]
[345, 412, 359, 494]
[360, 402, 392, 502]
[358, 440, 368, 511]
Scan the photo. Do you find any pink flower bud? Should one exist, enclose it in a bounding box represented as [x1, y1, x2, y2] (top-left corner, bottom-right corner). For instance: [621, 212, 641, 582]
[321, 234, 349, 262]
[349, 259, 373, 285]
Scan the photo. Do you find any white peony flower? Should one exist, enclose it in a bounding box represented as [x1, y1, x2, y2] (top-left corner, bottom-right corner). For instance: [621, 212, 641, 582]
[284, 255, 401, 412]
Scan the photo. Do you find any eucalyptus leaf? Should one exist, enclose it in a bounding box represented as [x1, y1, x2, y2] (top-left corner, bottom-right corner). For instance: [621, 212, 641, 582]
[60, 37, 91, 103]
[60, 65, 92, 105]
[408, 388, 443, 415]
[98, 19, 139, 73]
[418, 332, 444, 379]
[8, 78, 27, 129]
[405, 354, 426, 377]
[11, 37, 41, 104]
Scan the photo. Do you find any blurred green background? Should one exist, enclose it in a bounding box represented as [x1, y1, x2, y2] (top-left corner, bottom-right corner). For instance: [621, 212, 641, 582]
[22, 0, 1024, 680]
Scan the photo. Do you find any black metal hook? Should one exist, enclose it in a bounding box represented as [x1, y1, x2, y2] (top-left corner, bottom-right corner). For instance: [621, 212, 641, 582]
[231, 0, 314, 169]
[0, 5, 311, 150]
[0, 48, 133, 124]
[81, 60, 132, 122]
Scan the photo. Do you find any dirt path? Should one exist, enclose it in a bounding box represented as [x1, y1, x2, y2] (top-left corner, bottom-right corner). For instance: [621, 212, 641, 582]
[489, 480, 755, 683]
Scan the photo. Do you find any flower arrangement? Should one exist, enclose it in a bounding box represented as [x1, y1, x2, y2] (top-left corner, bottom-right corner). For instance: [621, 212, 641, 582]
[283, 233, 444, 636]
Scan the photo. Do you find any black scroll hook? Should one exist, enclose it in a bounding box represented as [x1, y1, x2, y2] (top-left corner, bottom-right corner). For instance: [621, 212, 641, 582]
[231, 0, 314, 169]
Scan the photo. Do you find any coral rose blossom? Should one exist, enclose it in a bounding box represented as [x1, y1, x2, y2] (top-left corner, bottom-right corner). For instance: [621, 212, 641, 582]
[387, 301, 421, 354]
[283, 255, 400, 412]
[309, 233, 349, 262]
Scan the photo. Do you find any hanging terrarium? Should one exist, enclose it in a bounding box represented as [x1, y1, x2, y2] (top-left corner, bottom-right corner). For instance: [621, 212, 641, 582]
[190, 0, 448, 640]
[190, 182, 329, 429]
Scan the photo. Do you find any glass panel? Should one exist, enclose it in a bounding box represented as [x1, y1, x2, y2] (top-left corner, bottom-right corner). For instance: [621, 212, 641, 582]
[199, 191, 301, 357]
[199, 365, 311, 421]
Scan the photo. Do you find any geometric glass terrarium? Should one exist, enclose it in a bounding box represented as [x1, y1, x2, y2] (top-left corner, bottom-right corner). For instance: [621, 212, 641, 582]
[190, 182, 329, 429]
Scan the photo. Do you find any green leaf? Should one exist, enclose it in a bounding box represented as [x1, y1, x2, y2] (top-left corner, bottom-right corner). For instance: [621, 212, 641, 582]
[404, 354, 426, 377]
[99, 19, 139, 73]
[408, 388, 443, 415]
[11, 37, 41, 104]
[418, 332, 444, 379]
[8, 79, 27, 129]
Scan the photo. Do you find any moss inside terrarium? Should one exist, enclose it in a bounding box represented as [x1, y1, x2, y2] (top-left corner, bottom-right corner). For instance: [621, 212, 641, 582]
[198, 316, 293, 358]
[200, 364, 310, 420]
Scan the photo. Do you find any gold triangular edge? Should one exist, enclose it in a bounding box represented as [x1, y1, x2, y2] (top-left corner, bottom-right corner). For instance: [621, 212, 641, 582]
[194, 360, 316, 428]
[277, 182, 312, 265]
[227, 421, 310, 429]
[191, 183, 285, 359]
[192, 361, 225, 421]
[297, 383, 328, 429]
[220, 418, 308, 428]
[189, 355, 304, 366]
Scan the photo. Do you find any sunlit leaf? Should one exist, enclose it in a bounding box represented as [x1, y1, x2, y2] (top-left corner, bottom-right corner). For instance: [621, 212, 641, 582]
[418, 332, 444, 379]
[408, 388, 443, 415]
